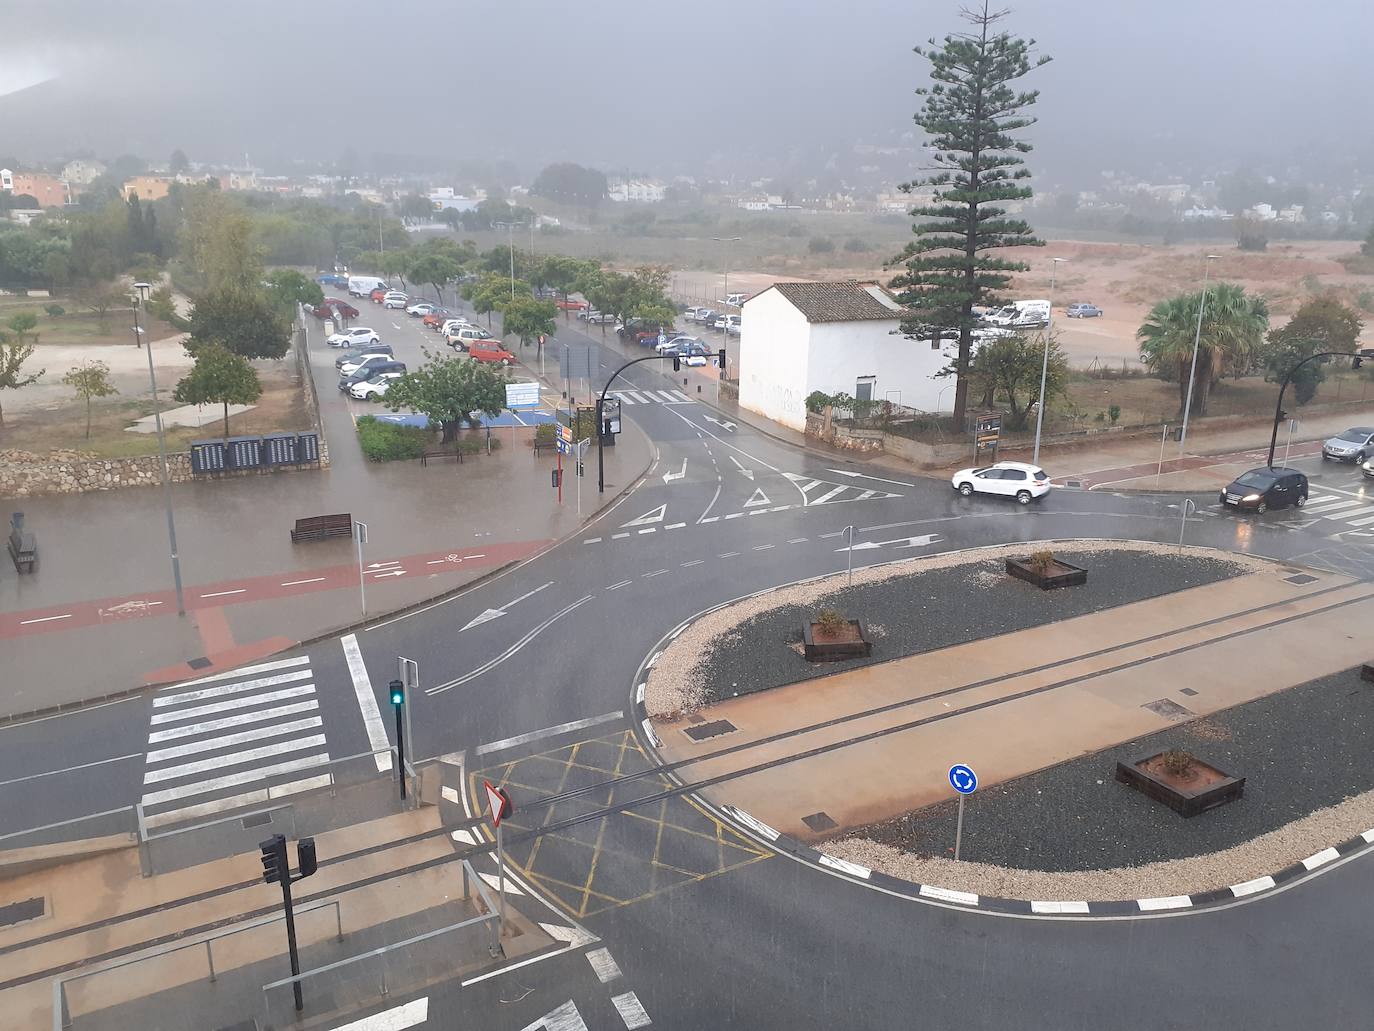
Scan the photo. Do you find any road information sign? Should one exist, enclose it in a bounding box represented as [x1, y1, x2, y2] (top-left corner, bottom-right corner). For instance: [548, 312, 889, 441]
[556, 422, 573, 455]
[974, 414, 1001, 458]
[505, 382, 540, 411]
[948, 763, 977, 861]
[483, 779, 515, 936]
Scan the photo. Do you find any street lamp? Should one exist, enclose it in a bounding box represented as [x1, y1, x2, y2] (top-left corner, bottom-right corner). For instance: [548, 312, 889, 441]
[1032, 257, 1067, 465]
[712, 236, 741, 314]
[1178, 254, 1221, 452]
[135, 281, 186, 617]
[492, 220, 526, 301]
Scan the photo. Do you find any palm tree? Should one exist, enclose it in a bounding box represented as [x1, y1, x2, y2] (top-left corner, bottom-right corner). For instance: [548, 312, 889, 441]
[1137, 282, 1268, 418]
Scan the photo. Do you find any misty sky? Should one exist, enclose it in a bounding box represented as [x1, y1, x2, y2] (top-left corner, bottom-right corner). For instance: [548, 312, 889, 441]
[1, 0, 1369, 186]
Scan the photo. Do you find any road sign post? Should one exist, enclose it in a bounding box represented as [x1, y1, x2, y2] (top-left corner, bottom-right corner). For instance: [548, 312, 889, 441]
[948, 763, 977, 861]
[484, 780, 513, 939]
[354, 520, 368, 616]
[398, 657, 418, 778]
[390, 680, 406, 800]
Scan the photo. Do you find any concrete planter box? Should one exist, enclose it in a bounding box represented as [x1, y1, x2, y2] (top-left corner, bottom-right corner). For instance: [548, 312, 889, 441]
[802, 620, 872, 662]
[1115, 752, 1245, 817]
[1005, 557, 1088, 590]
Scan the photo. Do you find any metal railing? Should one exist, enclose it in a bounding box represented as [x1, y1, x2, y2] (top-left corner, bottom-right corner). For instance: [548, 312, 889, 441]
[53, 898, 343, 1029]
[136, 802, 296, 877]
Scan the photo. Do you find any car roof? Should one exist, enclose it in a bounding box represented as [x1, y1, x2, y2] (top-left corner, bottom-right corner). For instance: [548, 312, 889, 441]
[1345, 426, 1374, 435]
[993, 461, 1043, 471]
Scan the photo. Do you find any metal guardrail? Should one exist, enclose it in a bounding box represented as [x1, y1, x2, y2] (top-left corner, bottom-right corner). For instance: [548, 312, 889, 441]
[136, 802, 296, 877]
[0, 806, 136, 851]
[52, 898, 343, 1030]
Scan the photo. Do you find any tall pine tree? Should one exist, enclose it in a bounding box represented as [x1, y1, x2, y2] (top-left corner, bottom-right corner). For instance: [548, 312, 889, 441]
[888, 2, 1050, 427]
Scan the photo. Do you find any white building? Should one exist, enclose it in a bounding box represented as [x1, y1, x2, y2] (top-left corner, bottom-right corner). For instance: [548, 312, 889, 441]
[607, 179, 666, 203]
[61, 158, 105, 185]
[737, 281, 952, 433]
[428, 187, 478, 212]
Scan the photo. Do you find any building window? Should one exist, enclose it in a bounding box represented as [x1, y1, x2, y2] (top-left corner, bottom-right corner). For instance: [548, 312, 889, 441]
[855, 377, 875, 402]
[931, 339, 940, 350]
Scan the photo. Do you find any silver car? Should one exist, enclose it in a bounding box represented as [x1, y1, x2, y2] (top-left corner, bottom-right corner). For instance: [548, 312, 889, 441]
[1321, 426, 1374, 463]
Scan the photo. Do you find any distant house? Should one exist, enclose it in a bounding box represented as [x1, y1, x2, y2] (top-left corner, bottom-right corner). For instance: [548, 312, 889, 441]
[61, 158, 105, 185]
[123, 175, 173, 201]
[607, 179, 666, 203]
[737, 281, 951, 433]
[1, 170, 71, 208]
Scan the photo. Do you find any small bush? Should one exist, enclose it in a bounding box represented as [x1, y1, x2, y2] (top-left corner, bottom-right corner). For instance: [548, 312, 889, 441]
[1108, 404, 1121, 424]
[1093, 410, 1106, 423]
[843, 237, 868, 253]
[815, 609, 848, 634]
[1027, 549, 1055, 575]
[1159, 748, 1196, 778]
[356, 415, 429, 462]
[44, 304, 64, 318]
[805, 390, 833, 414]
[807, 236, 835, 254]
[534, 422, 556, 444]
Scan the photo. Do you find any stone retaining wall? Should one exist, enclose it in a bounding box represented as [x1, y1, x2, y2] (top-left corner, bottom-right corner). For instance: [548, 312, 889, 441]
[0, 442, 330, 497]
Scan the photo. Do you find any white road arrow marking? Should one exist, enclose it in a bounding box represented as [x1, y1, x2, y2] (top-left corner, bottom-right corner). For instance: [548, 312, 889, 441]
[622, 503, 667, 527]
[837, 534, 942, 552]
[366, 561, 400, 569]
[459, 581, 555, 631]
[371, 569, 407, 578]
[518, 1001, 589, 1031]
[826, 468, 916, 487]
[743, 488, 772, 508]
[663, 458, 687, 483]
[729, 455, 754, 479]
[539, 922, 600, 949]
[703, 414, 737, 431]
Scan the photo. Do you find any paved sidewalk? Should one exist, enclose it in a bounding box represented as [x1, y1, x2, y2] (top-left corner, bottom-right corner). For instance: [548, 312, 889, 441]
[653, 566, 1373, 840]
[0, 308, 652, 715]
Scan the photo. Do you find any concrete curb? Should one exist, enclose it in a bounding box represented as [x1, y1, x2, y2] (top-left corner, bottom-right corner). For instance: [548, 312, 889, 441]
[625, 537, 1343, 920]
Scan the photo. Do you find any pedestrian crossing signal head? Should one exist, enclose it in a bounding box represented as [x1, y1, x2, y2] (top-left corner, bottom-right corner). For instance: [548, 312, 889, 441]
[389, 680, 404, 706]
[259, 834, 286, 885]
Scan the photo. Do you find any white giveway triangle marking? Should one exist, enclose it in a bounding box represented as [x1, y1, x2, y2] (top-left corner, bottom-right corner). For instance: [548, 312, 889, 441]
[703, 414, 736, 431]
[479, 871, 525, 895]
[539, 921, 599, 949]
[729, 455, 754, 480]
[743, 488, 771, 508]
[460, 608, 505, 631]
[663, 458, 687, 483]
[518, 1001, 588, 1031]
[838, 534, 942, 552]
[329, 997, 428, 1031]
[622, 503, 667, 527]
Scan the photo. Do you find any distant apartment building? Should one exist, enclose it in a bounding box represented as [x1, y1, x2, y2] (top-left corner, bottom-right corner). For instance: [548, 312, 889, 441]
[0, 169, 71, 207]
[1246, 203, 1278, 221]
[1182, 206, 1232, 221]
[607, 179, 666, 203]
[123, 175, 172, 201]
[1277, 205, 1306, 223]
[61, 158, 105, 185]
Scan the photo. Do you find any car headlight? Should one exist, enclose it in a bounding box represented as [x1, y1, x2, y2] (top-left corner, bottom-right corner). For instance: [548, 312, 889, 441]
[1242, 493, 1261, 502]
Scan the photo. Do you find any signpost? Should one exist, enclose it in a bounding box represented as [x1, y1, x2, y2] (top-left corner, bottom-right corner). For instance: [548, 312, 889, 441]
[354, 520, 368, 617]
[555, 423, 572, 506]
[484, 780, 514, 938]
[974, 415, 1001, 462]
[504, 381, 540, 411]
[398, 657, 418, 784]
[948, 763, 977, 861]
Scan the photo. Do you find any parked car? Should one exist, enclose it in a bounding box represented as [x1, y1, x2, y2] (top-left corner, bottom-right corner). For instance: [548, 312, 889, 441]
[446, 325, 493, 351]
[712, 314, 730, 330]
[326, 327, 381, 348]
[406, 302, 437, 317]
[317, 272, 349, 289]
[725, 314, 742, 335]
[349, 370, 405, 400]
[657, 334, 702, 353]
[1066, 303, 1103, 318]
[1219, 467, 1308, 513]
[586, 311, 616, 324]
[422, 308, 453, 329]
[697, 308, 718, 326]
[726, 293, 746, 307]
[1321, 426, 1374, 463]
[321, 298, 360, 320]
[369, 287, 389, 304]
[467, 341, 515, 365]
[577, 308, 601, 321]
[1363, 457, 1374, 481]
[382, 291, 408, 309]
[950, 462, 1051, 504]
[440, 317, 473, 336]
[339, 359, 406, 391]
[339, 352, 400, 377]
[555, 298, 588, 312]
[334, 343, 394, 368]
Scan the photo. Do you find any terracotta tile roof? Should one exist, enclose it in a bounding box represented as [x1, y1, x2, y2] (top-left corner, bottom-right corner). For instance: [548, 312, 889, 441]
[764, 281, 904, 323]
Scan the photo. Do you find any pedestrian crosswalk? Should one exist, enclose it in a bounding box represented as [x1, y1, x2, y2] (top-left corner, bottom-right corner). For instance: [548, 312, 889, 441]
[139, 655, 333, 829]
[609, 388, 694, 405]
[782, 471, 903, 507]
[1296, 491, 1374, 536]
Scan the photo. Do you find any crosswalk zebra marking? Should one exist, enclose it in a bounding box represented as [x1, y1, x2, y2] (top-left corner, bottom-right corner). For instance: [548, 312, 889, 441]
[145, 716, 323, 763]
[152, 669, 314, 707]
[175, 655, 310, 687]
[143, 734, 327, 785]
[141, 774, 334, 830]
[149, 685, 316, 725]
[140, 753, 331, 808]
[147, 699, 319, 743]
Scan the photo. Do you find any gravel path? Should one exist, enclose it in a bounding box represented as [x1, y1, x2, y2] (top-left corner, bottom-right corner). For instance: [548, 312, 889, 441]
[646, 539, 1265, 716]
[827, 665, 1374, 900]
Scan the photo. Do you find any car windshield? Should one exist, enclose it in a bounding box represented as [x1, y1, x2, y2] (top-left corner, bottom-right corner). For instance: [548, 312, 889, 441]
[1236, 471, 1278, 489]
[1337, 430, 1370, 442]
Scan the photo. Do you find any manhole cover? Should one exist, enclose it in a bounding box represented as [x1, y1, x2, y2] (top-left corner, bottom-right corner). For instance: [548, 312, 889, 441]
[1065, 479, 1084, 488]
[802, 812, 838, 832]
[1285, 573, 1318, 585]
[187, 656, 212, 670]
[242, 811, 273, 829]
[1143, 698, 1194, 721]
[682, 720, 737, 742]
[1179, 687, 1199, 697]
[0, 897, 44, 928]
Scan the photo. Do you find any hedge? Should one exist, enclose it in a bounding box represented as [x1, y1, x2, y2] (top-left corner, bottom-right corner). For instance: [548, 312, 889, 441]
[356, 415, 430, 462]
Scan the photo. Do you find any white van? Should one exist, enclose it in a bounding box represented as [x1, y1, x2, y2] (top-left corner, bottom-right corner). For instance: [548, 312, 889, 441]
[986, 299, 1051, 329]
[348, 275, 389, 298]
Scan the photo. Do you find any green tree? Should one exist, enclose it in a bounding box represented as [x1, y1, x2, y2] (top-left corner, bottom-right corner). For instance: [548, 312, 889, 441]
[1137, 282, 1269, 418]
[406, 253, 461, 303]
[0, 329, 45, 429]
[501, 296, 557, 351]
[381, 347, 509, 442]
[187, 290, 291, 360]
[6, 311, 39, 345]
[967, 332, 1068, 430]
[1262, 295, 1363, 405]
[887, 2, 1051, 427]
[169, 149, 190, 176]
[263, 269, 325, 313]
[61, 360, 118, 439]
[538, 256, 597, 310]
[397, 193, 435, 221]
[172, 344, 263, 438]
[530, 163, 608, 207]
[74, 284, 127, 334]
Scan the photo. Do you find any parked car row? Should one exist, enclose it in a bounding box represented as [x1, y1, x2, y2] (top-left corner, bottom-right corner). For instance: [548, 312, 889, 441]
[683, 307, 742, 334]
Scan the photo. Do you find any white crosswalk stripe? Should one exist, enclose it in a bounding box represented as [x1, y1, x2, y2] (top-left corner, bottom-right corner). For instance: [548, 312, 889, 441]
[781, 471, 903, 507]
[610, 388, 694, 405]
[138, 660, 333, 827]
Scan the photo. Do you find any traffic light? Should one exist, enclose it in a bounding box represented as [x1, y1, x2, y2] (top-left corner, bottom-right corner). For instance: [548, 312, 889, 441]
[389, 679, 404, 707]
[259, 834, 286, 885]
[296, 837, 318, 879]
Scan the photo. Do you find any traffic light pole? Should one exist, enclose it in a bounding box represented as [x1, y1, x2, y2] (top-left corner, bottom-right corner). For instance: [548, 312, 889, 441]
[391, 679, 407, 801]
[281, 871, 303, 1012]
[1267, 350, 1363, 468]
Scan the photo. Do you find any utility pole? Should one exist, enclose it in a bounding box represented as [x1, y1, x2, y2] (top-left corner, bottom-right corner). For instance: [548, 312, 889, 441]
[1179, 255, 1220, 453]
[1032, 257, 1067, 465]
[134, 282, 185, 617]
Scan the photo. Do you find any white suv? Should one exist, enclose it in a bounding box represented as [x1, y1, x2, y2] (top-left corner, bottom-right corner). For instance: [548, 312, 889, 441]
[326, 327, 380, 348]
[446, 325, 492, 351]
[950, 461, 1051, 504]
[439, 317, 472, 336]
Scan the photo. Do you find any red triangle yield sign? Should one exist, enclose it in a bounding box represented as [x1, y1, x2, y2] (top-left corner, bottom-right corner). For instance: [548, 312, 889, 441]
[484, 779, 512, 827]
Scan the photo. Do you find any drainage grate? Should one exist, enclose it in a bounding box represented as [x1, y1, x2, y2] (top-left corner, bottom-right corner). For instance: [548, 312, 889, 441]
[1179, 687, 1199, 697]
[801, 812, 838, 833]
[215, 1021, 260, 1031]
[241, 811, 273, 829]
[187, 656, 212, 670]
[0, 897, 44, 928]
[686, 714, 706, 725]
[682, 719, 737, 742]
[1143, 698, 1194, 721]
[1284, 573, 1318, 585]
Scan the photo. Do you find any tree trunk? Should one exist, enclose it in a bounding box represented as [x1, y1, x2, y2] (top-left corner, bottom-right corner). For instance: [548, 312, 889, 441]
[0, 398, 6, 428]
[85, 397, 92, 439]
[222, 401, 230, 439]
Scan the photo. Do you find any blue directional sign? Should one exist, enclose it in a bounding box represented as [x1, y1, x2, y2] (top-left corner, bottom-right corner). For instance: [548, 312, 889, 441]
[948, 764, 978, 795]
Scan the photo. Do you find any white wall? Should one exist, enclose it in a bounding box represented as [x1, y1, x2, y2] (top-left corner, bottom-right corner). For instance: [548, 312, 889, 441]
[805, 320, 955, 412]
[737, 290, 813, 431]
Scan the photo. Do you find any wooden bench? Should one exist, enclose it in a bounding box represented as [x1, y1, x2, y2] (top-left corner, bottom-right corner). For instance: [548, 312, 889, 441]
[420, 446, 465, 466]
[532, 440, 556, 457]
[290, 513, 353, 543]
[7, 530, 36, 573]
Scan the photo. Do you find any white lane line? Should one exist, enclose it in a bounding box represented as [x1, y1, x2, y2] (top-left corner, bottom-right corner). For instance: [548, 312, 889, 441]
[643, 569, 669, 578]
[150, 685, 315, 725]
[178, 655, 310, 686]
[699, 516, 719, 523]
[681, 559, 704, 567]
[787, 537, 809, 544]
[0, 752, 144, 788]
[818, 531, 845, 539]
[147, 700, 319, 743]
[18, 613, 72, 625]
[586, 947, 623, 983]
[611, 991, 652, 1028]
[280, 577, 327, 587]
[724, 512, 743, 520]
[341, 633, 393, 772]
[583, 537, 603, 544]
[140, 753, 331, 807]
[637, 528, 655, 535]
[145, 717, 323, 764]
[751, 544, 774, 551]
[665, 522, 687, 529]
[153, 670, 314, 707]
[199, 589, 247, 599]
[428, 596, 594, 695]
[718, 551, 740, 559]
[612, 532, 630, 539]
[143, 734, 327, 784]
[141, 773, 333, 829]
[607, 579, 633, 590]
[1344, 513, 1374, 526]
[479, 871, 525, 896]
[475, 711, 624, 756]
[329, 997, 429, 1031]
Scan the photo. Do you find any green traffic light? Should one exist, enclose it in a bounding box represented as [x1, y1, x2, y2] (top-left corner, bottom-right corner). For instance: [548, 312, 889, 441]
[389, 680, 404, 706]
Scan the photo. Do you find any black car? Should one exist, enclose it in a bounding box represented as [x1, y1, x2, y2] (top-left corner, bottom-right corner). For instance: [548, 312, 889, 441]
[1219, 467, 1308, 513]
[334, 343, 394, 368]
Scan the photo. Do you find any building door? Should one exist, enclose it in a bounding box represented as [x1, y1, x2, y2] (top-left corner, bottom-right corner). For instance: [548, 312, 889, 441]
[855, 377, 875, 402]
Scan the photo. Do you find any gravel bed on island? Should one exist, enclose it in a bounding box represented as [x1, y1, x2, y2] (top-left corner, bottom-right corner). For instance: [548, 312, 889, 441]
[646, 540, 1266, 716]
[828, 666, 1374, 900]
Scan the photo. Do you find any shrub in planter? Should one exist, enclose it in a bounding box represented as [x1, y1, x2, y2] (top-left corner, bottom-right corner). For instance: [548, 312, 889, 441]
[534, 422, 557, 445]
[815, 609, 848, 635]
[356, 415, 429, 462]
